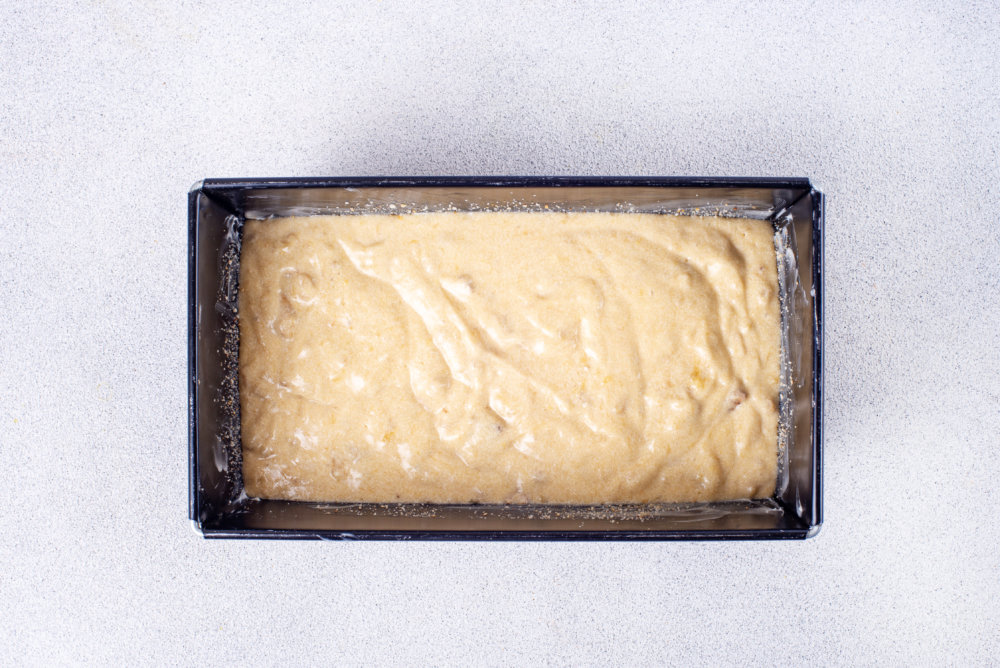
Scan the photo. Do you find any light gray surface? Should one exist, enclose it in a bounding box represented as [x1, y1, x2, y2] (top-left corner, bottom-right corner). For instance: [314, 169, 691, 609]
[2, 1, 998, 664]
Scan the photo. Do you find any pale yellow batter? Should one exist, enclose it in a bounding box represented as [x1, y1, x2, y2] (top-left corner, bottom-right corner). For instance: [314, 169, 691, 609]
[239, 211, 780, 504]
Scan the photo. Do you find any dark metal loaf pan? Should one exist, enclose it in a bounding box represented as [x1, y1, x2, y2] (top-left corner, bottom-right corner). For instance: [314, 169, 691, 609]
[188, 177, 823, 540]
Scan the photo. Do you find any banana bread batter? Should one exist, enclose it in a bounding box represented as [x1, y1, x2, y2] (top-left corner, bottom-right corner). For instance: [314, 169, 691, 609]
[239, 212, 780, 504]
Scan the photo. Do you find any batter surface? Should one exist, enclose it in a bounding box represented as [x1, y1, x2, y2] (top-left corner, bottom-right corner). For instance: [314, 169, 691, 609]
[239, 212, 780, 504]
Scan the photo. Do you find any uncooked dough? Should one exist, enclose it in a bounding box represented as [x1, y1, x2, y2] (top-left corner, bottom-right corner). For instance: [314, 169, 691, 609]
[238, 211, 780, 504]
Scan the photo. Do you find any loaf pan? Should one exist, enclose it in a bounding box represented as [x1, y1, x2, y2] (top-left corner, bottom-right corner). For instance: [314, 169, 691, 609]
[188, 177, 824, 540]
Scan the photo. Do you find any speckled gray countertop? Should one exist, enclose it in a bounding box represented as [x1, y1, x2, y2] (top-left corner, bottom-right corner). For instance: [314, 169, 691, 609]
[2, 1, 998, 664]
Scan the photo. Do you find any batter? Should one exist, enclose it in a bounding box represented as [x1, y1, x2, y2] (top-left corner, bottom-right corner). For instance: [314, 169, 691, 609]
[238, 211, 780, 504]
